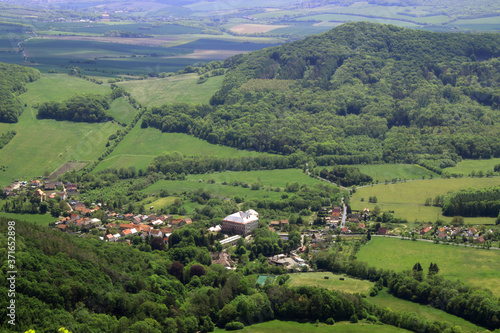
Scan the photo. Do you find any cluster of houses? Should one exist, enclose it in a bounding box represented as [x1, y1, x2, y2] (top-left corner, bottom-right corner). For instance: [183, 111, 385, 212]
[417, 224, 491, 244]
[54, 203, 193, 245]
[3, 179, 78, 201]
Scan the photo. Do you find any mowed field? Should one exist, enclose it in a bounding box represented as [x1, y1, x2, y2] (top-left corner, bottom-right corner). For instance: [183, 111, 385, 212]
[213, 320, 410, 333]
[116, 74, 225, 107]
[288, 272, 373, 294]
[351, 177, 500, 224]
[369, 289, 486, 333]
[357, 237, 500, 296]
[0, 74, 121, 187]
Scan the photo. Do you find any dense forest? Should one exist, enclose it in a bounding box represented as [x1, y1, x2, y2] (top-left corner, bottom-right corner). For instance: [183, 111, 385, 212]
[319, 166, 373, 187]
[37, 94, 112, 123]
[442, 186, 500, 217]
[142, 22, 500, 165]
[0, 62, 40, 123]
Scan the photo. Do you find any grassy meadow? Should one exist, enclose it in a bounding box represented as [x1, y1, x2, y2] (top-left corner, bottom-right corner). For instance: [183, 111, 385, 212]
[369, 289, 486, 333]
[140, 169, 324, 213]
[357, 237, 500, 296]
[93, 123, 269, 172]
[213, 320, 410, 333]
[351, 177, 500, 224]
[116, 74, 225, 106]
[0, 74, 120, 186]
[445, 158, 500, 175]
[288, 272, 373, 294]
[143, 172, 299, 202]
[352, 164, 438, 182]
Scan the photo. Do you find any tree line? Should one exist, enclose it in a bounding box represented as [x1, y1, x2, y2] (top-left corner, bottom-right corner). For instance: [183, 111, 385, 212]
[319, 166, 373, 187]
[0, 62, 41, 123]
[442, 187, 500, 217]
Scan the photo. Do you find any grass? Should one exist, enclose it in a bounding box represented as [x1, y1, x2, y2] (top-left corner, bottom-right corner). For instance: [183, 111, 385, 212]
[351, 177, 500, 224]
[357, 237, 500, 296]
[0, 74, 120, 186]
[445, 158, 500, 175]
[116, 74, 224, 106]
[213, 320, 410, 333]
[107, 97, 138, 124]
[93, 122, 269, 172]
[18, 73, 110, 103]
[193, 169, 323, 189]
[141, 169, 324, 205]
[143, 178, 285, 201]
[288, 272, 373, 294]
[368, 289, 486, 333]
[0, 212, 58, 225]
[352, 164, 438, 182]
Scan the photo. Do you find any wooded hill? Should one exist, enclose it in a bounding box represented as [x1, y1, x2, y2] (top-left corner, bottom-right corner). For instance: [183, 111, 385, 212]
[142, 22, 500, 166]
[0, 62, 40, 123]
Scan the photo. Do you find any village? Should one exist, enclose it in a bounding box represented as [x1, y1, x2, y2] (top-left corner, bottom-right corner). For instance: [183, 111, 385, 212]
[2, 177, 496, 273]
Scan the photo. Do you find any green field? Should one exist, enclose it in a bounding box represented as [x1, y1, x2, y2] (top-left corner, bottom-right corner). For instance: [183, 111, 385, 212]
[351, 178, 500, 224]
[93, 123, 269, 172]
[357, 237, 500, 296]
[193, 169, 323, 189]
[116, 74, 225, 106]
[445, 158, 500, 175]
[213, 320, 410, 333]
[0, 212, 58, 225]
[18, 73, 110, 103]
[0, 74, 120, 186]
[107, 97, 138, 124]
[368, 289, 486, 333]
[144, 176, 285, 203]
[288, 272, 373, 294]
[352, 164, 438, 183]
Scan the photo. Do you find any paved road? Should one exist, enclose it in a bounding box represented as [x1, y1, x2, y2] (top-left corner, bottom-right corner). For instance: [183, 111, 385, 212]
[340, 198, 347, 229]
[372, 234, 500, 251]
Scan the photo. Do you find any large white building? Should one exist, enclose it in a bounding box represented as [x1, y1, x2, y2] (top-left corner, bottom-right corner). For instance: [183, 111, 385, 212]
[221, 209, 259, 235]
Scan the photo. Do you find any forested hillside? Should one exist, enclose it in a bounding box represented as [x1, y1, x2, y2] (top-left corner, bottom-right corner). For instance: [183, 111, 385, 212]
[0, 62, 40, 123]
[142, 22, 500, 166]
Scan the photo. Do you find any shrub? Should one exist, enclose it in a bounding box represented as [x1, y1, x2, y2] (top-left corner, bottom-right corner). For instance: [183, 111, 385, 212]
[225, 321, 244, 331]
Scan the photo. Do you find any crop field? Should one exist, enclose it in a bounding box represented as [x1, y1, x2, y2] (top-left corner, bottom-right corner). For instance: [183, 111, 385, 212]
[351, 164, 438, 183]
[288, 272, 373, 294]
[357, 237, 500, 296]
[0, 74, 119, 186]
[116, 74, 224, 106]
[35, 22, 203, 35]
[444, 158, 500, 175]
[229, 24, 290, 34]
[213, 320, 410, 333]
[351, 178, 500, 224]
[369, 289, 486, 333]
[295, 14, 421, 28]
